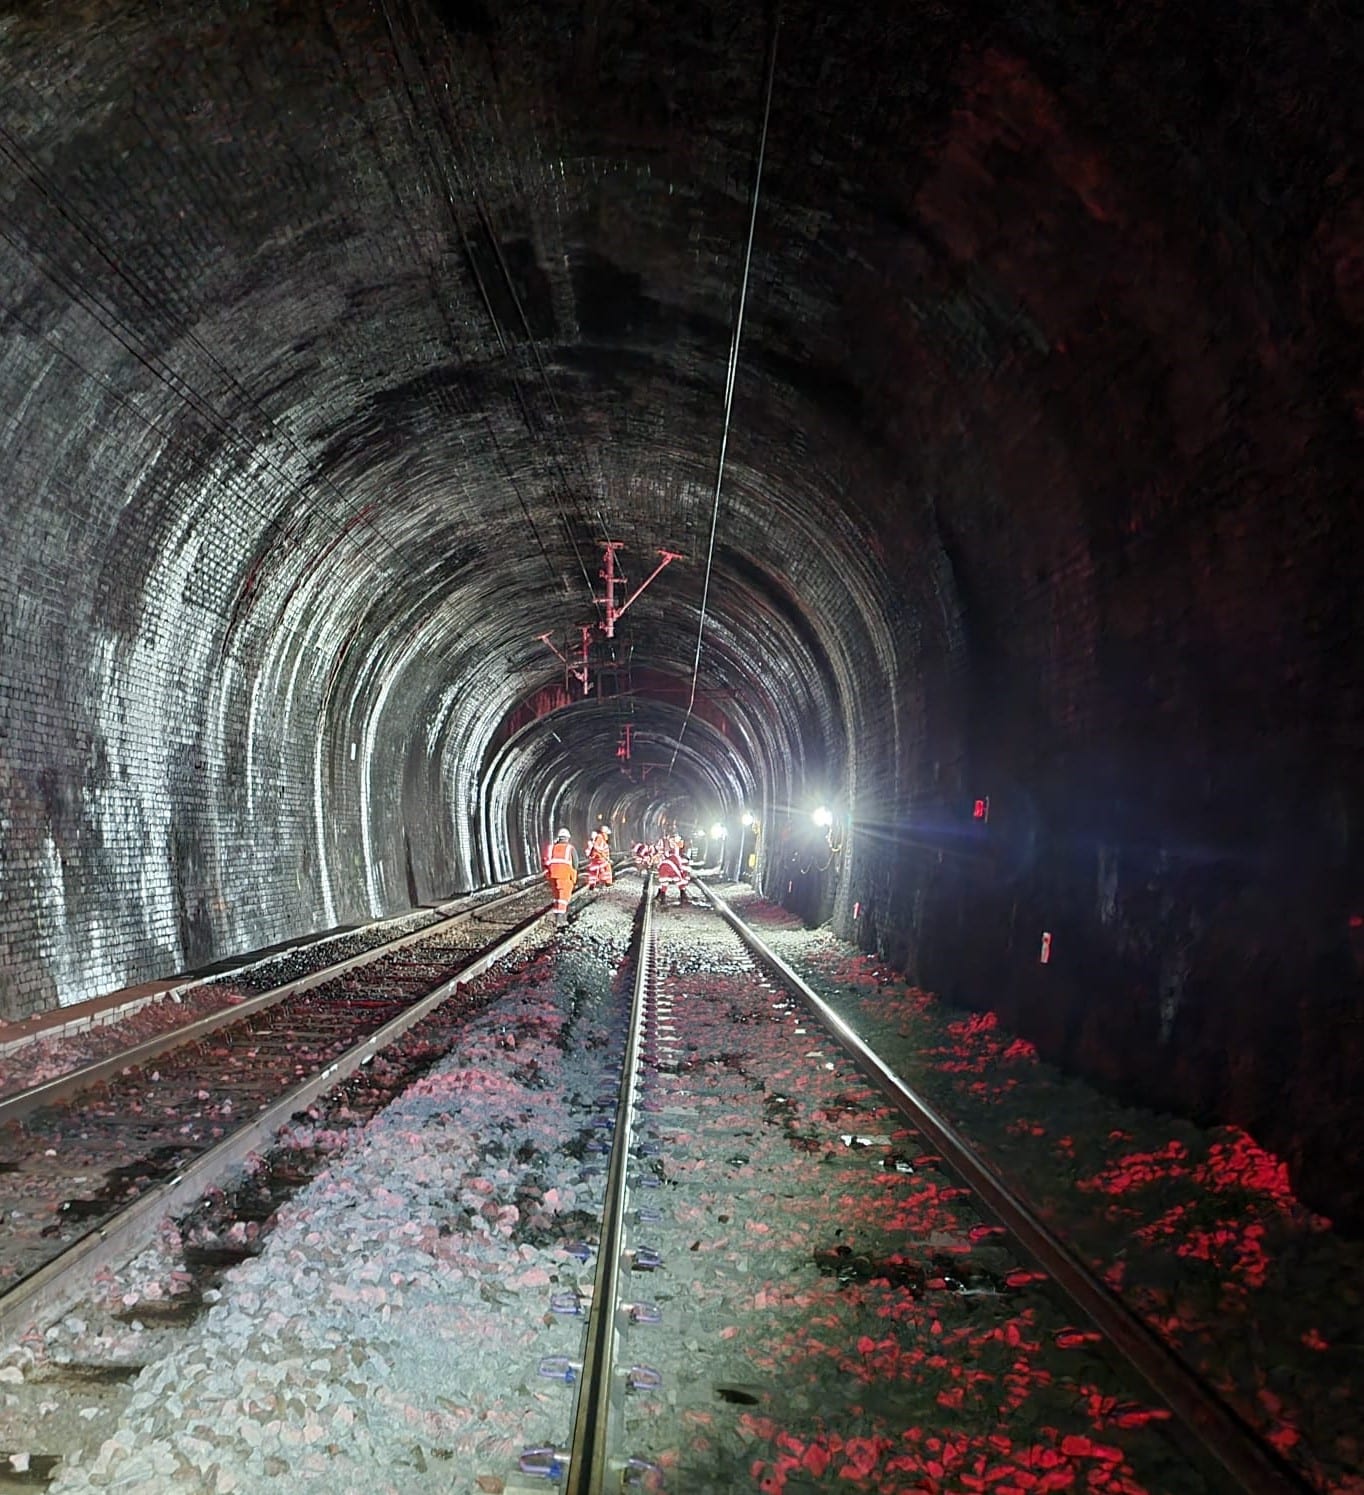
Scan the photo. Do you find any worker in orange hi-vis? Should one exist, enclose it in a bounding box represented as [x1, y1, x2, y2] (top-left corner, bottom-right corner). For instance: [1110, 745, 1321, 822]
[543, 828, 578, 923]
[585, 825, 613, 888]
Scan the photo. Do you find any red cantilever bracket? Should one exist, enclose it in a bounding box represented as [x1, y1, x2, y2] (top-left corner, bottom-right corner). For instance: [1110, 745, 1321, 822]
[572, 624, 593, 696]
[597, 541, 625, 636]
[536, 631, 568, 666]
[596, 542, 684, 638]
[538, 626, 594, 695]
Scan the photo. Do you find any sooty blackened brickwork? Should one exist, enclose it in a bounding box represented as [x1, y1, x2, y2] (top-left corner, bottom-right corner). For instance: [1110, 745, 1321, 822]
[0, 1, 1360, 1222]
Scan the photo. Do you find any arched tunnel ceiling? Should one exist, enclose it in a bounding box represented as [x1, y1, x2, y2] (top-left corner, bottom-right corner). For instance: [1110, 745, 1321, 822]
[4, 0, 1363, 1228]
[1, 1, 1358, 894]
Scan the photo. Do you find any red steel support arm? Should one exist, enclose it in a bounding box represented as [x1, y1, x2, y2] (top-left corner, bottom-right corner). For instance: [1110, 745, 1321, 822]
[611, 549, 683, 633]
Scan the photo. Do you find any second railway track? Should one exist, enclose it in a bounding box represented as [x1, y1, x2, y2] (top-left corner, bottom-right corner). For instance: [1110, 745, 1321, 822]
[0, 881, 552, 1335]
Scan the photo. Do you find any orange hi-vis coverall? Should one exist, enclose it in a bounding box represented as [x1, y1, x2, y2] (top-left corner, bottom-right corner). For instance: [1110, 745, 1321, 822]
[585, 830, 613, 888]
[544, 839, 578, 915]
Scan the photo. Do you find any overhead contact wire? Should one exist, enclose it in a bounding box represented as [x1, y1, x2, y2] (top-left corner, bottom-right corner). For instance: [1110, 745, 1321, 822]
[670, 11, 779, 772]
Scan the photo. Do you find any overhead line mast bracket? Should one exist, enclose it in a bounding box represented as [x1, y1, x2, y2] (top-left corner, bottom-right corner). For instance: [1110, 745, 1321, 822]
[596, 542, 684, 639]
[536, 627, 594, 696]
[534, 540, 682, 706]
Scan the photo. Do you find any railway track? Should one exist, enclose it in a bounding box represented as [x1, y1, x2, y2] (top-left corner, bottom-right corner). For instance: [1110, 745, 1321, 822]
[535, 879, 1309, 1495]
[0, 881, 552, 1339]
[0, 877, 1328, 1493]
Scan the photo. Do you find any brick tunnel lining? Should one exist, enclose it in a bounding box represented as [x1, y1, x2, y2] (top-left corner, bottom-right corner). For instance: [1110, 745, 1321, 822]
[0, 0, 1360, 1225]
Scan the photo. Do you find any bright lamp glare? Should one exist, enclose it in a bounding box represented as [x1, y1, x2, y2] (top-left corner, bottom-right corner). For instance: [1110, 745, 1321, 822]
[812, 806, 833, 828]
[740, 811, 754, 827]
[710, 822, 727, 839]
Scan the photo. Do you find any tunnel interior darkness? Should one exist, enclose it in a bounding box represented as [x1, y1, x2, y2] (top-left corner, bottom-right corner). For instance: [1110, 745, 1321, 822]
[0, 0, 1361, 1225]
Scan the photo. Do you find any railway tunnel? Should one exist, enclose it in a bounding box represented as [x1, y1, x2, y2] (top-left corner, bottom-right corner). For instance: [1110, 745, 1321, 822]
[0, 0, 1360, 1260]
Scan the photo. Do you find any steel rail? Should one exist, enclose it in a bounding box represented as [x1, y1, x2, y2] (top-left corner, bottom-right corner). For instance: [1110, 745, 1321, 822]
[0, 881, 546, 1128]
[0, 876, 543, 1062]
[0, 905, 555, 1343]
[563, 881, 655, 1495]
[698, 880, 1312, 1495]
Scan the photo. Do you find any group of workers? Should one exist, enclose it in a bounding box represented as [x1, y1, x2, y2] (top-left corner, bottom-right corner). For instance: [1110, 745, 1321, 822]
[541, 826, 692, 924]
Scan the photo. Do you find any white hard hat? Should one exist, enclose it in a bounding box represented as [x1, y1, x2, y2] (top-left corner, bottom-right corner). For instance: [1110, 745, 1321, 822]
[556, 827, 571, 840]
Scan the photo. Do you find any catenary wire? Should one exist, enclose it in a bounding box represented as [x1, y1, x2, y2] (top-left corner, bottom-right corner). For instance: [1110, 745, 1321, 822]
[669, 9, 779, 772]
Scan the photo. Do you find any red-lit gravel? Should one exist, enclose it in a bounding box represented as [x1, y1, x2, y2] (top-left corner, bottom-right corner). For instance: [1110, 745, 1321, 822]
[723, 885, 1364, 1495]
[618, 904, 1207, 1495]
[0, 986, 251, 1097]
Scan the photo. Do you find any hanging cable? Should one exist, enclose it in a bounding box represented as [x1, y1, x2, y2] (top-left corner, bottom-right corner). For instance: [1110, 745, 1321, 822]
[669, 9, 780, 771]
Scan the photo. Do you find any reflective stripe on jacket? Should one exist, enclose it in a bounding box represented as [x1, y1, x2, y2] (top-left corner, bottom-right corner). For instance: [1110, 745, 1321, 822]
[545, 841, 577, 869]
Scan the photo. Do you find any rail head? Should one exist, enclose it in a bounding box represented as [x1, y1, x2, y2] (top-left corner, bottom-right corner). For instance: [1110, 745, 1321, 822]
[0, 882, 549, 1128]
[0, 903, 556, 1345]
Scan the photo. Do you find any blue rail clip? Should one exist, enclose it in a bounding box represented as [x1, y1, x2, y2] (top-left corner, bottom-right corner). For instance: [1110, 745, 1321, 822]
[631, 1246, 663, 1271]
[550, 1291, 585, 1316]
[626, 1364, 663, 1391]
[628, 1301, 661, 1324]
[538, 1355, 582, 1384]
